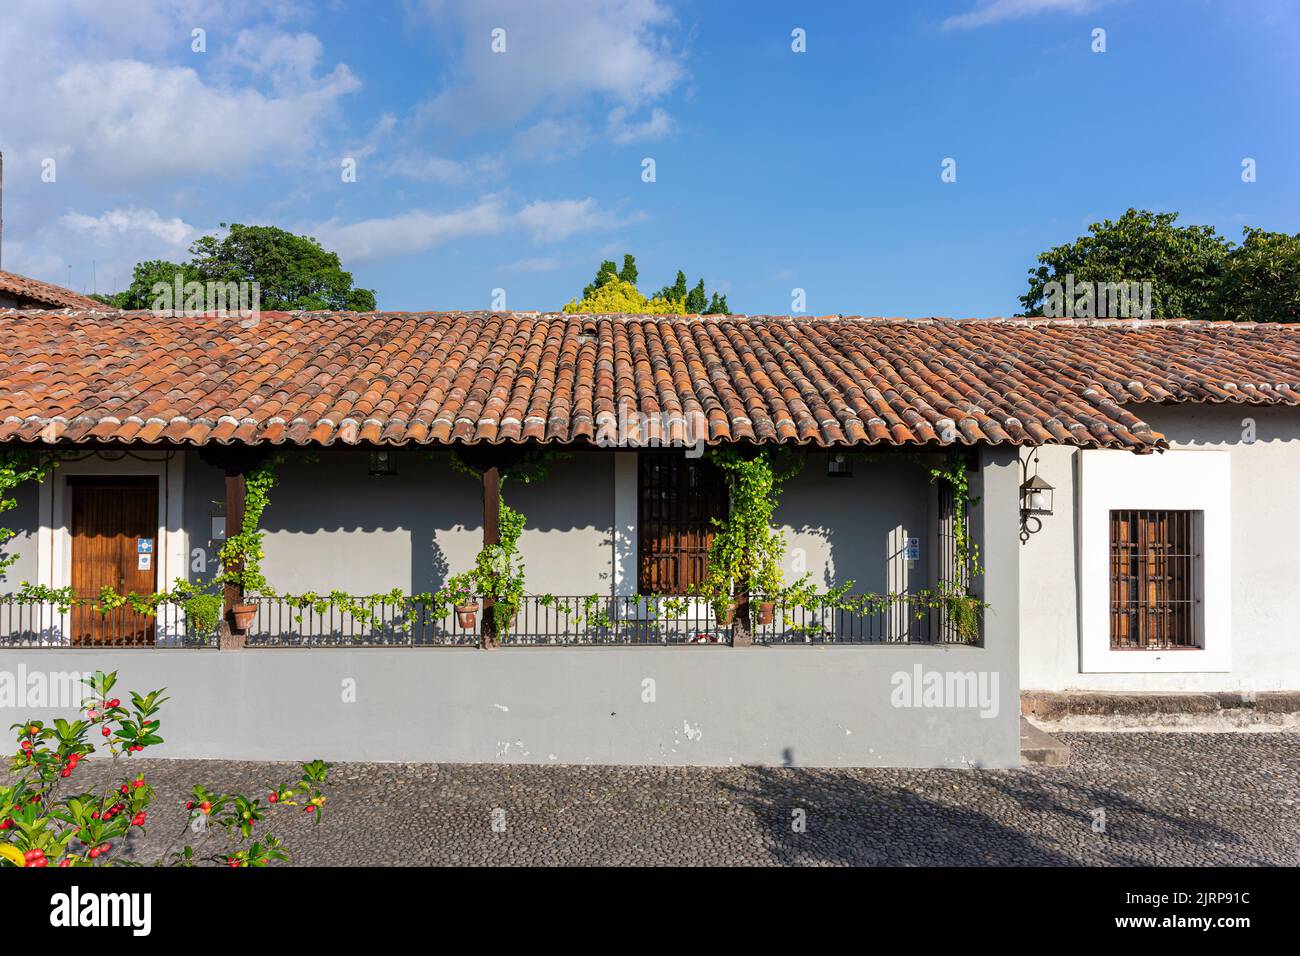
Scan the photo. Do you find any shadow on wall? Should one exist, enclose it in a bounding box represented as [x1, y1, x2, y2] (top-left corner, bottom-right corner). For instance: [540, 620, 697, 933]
[194, 449, 613, 594]
[722, 754, 1259, 865]
[775, 452, 932, 593]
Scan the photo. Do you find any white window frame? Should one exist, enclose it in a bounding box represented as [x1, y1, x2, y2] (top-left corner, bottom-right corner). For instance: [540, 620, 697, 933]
[36, 453, 188, 643]
[1077, 448, 1230, 673]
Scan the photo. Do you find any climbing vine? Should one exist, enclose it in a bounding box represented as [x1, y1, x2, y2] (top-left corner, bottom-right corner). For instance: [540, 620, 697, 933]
[214, 455, 281, 595]
[695, 447, 808, 617]
[447, 448, 569, 638]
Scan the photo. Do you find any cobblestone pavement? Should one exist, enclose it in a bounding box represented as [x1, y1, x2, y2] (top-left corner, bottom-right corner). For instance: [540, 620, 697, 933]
[59, 733, 1300, 866]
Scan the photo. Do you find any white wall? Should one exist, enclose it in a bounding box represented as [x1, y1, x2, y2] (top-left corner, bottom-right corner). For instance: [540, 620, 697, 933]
[1020, 405, 1300, 692]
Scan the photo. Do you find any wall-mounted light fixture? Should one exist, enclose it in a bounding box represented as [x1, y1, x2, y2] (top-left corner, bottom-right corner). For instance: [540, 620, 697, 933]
[1018, 449, 1054, 542]
[368, 448, 398, 477]
[827, 452, 853, 478]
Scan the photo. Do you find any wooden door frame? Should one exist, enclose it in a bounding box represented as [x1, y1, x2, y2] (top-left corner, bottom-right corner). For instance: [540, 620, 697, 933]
[37, 453, 188, 644]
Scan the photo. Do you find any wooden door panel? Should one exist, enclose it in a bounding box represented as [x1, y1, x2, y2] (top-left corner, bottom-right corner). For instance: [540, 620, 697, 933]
[69, 477, 158, 646]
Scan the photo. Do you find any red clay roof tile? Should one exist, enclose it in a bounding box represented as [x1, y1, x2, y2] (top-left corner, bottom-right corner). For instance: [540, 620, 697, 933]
[0, 311, 1297, 452]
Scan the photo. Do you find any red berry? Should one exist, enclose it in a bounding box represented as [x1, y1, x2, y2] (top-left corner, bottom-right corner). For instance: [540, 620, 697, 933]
[227, 858, 239, 868]
[268, 793, 277, 803]
[108, 699, 120, 708]
[29, 857, 47, 867]
[303, 805, 315, 813]
[133, 779, 144, 788]
[101, 727, 111, 737]
[200, 802, 211, 813]
[132, 812, 146, 826]
[58, 859, 72, 868]
[60, 768, 71, 778]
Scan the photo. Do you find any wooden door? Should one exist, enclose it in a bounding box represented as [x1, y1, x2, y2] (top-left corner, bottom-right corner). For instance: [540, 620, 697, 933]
[69, 477, 159, 646]
[637, 453, 729, 594]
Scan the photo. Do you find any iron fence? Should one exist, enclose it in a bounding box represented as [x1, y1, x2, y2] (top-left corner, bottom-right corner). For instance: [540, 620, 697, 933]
[0, 593, 981, 648]
[0, 595, 218, 648]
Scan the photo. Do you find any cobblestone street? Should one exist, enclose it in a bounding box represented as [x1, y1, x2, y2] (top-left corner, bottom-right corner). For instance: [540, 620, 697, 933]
[68, 733, 1300, 866]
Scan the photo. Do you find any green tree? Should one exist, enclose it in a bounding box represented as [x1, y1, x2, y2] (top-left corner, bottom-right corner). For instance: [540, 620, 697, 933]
[105, 225, 375, 311]
[189, 224, 375, 311]
[566, 256, 730, 314]
[1213, 228, 1300, 324]
[105, 260, 205, 310]
[1020, 209, 1231, 319]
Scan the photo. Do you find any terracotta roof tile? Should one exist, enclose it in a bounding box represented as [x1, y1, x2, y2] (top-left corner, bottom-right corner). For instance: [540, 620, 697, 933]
[0, 270, 104, 310]
[0, 311, 1298, 452]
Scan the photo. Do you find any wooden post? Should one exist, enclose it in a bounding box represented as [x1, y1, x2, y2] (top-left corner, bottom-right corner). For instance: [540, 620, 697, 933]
[731, 589, 753, 647]
[220, 468, 247, 650]
[480, 464, 500, 649]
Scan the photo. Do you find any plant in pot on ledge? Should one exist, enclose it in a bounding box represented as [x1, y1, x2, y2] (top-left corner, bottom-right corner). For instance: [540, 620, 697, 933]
[446, 573, 479, 630]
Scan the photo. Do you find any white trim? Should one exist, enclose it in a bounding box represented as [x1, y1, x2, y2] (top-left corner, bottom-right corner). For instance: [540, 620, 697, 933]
[613, 452, 638, 596]
[1077, 448, 1230, 673]
[37, 453, 188, 643]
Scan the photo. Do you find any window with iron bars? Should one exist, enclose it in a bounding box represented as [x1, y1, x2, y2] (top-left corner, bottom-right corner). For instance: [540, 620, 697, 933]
[1109, 509, 1201, 650]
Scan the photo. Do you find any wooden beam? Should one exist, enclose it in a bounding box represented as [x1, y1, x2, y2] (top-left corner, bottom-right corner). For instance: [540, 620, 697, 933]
[480, 464, 500, 649]
[220, 467, 247, 649]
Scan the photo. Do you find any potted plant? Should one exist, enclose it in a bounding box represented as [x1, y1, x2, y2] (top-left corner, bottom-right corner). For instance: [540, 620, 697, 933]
[230, 602, 259, 632]
[753, 557, 783, 626]
[446, 575, 478, 630]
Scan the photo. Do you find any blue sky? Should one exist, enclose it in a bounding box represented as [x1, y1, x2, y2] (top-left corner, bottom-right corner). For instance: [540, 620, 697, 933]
[1, 0, 1297, 315]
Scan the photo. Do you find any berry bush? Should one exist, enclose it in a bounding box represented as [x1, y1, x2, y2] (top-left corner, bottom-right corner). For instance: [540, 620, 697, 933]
[1, 671, 330, 868]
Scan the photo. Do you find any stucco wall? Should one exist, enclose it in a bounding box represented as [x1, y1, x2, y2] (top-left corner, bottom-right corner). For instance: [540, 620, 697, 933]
[0, 481, 40, 587]
[0, 448, 1019, 768]
[1019, 405, 1300, 692]
[775, 452, 933, 593]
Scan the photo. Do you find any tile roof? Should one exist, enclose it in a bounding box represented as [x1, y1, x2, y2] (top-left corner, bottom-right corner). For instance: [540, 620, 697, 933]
[0, 310, 1297, 452]
[0, 270, 104, 310]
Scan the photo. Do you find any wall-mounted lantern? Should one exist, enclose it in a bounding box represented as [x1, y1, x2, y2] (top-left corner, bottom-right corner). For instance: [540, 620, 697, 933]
[1018, 449, 1054, 542]
[368, 448, 398, 477]
[827, 452, 853, 478]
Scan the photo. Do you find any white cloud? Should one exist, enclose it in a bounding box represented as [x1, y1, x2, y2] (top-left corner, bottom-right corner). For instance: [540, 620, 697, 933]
[60, 207, 199, 248]
[416, 0, 685, 133]
[311, 196, 641, 261]
[512, 116, 593, 161]
[4, 204, 204, 295]
[311, 200, 511, 261]
[606, 106, 674, 144]
[0, 3, 359, 185]
[942, 0, 1103, 30]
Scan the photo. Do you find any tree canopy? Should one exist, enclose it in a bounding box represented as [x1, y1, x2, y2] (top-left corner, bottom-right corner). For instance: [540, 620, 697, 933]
[104, 224, 376, 311]
[563, 255, 730, 315]
[1020, 209, 1298, 323]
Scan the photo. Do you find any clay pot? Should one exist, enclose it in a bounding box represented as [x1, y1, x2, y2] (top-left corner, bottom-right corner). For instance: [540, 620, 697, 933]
[756, 602, 775, 626]
[230, 603, 258, 632]
[455, 603, 479, 629]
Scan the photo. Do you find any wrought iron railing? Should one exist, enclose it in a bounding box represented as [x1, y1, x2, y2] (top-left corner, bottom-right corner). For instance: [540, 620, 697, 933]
[0, 594, 218, 648]
[0, 593, 981, 648]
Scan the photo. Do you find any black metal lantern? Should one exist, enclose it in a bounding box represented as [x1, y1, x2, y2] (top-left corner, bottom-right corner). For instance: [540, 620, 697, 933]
[368, 448, 397, 476]
[1020, 472, 1054, 516]
[1018, 450, 1054, 541]
[827, 452, 853, 478]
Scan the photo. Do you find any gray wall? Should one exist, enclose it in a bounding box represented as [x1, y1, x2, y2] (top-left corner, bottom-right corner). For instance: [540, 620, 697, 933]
[0, 481, 40, 587]
[0, 446, 1020, 769]
[776, 452, 933, 593]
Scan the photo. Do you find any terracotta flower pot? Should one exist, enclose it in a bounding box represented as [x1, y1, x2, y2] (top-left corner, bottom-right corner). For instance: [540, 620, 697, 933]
[715, 604, 735, 626]
[230, 603, 258, 632]
[756, 602, 775, 626]
[455, 603, 479, 629]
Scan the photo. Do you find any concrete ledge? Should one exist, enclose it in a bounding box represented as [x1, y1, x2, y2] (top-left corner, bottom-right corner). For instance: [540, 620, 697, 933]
[1019, 718, 1069, 766]
[1022, 690, 1300, 732]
